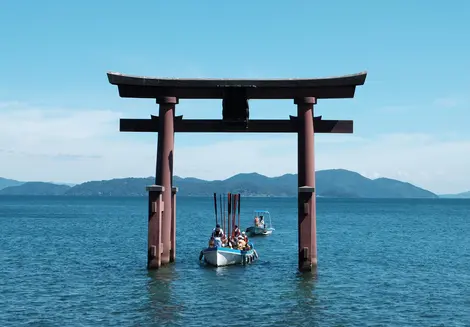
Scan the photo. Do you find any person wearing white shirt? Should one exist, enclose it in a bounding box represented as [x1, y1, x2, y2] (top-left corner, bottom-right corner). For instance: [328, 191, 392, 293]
[211, 224, 224, 238]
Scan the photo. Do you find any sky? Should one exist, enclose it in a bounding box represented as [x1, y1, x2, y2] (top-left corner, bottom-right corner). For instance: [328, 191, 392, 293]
[0, 0, 469, 194]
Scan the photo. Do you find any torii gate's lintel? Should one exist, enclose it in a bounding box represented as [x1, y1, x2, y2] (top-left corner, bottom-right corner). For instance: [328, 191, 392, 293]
[119, 117, 353, 133]
[107, 71, 367, 273]
[107, 71, 367, 99]
[112, 85, 360, 99]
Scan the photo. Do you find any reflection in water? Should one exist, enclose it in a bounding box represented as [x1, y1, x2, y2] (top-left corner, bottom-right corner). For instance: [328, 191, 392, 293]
[274, 270, 320, 327]
[145, 266, 183, 327]
[214, 266, 230, 277]
[295, 270, 318, 307]
[297, 268, 318, 290]
[292, 270, 320, 327]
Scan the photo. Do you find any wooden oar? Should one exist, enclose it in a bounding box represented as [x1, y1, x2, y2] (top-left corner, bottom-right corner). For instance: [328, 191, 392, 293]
[232, 193, 236, 237]
[227, 192, 232, 237]
[237, 193, 241, 229]
[219, 194, 223, 230]
[222, 194, 226, 236]
[213, 192, 218, 226]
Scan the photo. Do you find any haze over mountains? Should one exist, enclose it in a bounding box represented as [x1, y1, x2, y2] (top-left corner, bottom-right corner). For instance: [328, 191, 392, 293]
[0, 169, 457, 198]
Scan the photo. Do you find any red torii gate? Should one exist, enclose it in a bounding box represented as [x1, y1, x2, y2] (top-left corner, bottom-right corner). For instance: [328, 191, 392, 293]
[107, 71, 367, 272]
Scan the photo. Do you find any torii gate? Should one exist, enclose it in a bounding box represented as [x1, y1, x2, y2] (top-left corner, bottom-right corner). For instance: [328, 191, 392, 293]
[107, 71, 367, 272]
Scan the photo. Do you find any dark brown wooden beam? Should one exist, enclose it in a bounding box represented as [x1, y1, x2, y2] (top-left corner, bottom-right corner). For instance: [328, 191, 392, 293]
[115, 85, 358, 99]
[108, 72, 367, 88]
[119, 118, 353, 133]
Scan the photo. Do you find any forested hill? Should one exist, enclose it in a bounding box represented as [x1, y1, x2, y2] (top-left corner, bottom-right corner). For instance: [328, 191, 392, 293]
[0, 169, 438, 198]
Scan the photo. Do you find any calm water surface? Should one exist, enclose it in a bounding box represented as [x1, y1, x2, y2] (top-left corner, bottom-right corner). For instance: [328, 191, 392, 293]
[1, 196, 469, 326]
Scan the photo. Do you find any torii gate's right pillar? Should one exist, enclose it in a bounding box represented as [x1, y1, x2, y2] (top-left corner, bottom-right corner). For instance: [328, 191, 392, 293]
[295, 97, 317, 272]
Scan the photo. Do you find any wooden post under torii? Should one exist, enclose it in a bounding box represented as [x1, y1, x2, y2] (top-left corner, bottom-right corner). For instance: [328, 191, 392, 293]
[107, 71, 367, 272]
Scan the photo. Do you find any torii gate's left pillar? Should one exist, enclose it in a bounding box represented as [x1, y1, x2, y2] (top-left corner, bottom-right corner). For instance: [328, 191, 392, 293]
[296, 97, 317, 272]
[146, 185, 177, 269]
[146, 185, 164, 269]
[155, 97, 177, 266]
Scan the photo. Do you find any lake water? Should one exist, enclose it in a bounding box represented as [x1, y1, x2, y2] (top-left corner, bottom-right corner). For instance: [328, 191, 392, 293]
[0, 196, 469, 326]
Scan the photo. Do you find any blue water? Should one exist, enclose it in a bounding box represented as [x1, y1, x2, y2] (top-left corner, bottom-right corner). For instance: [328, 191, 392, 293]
[1, 196, 469, 326]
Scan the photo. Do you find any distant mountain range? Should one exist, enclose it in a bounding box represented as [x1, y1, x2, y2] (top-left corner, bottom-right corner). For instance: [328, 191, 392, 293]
[439, 191, 470, 199]
[0, 169, 449, 198]
[0, 177, 23, 190]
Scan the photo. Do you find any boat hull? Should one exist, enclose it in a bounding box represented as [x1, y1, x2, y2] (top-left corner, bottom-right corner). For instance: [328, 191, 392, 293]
[246, 226, 274, 236]
[201, 245, 257, 267]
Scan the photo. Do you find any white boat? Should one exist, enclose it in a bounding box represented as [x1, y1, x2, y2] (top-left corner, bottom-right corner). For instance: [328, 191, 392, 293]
[245, 210, 275, 236]
[200, 192, 259, 267]
[245, 226, 274, 236]
[199, 243, 258, 267]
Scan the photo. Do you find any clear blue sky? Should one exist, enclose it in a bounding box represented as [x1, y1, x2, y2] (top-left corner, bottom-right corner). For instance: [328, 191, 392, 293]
[0, 0, 469, 193]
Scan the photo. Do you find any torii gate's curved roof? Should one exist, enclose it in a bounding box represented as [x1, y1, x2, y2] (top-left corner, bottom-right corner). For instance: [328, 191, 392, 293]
[107, 71, 367, 99]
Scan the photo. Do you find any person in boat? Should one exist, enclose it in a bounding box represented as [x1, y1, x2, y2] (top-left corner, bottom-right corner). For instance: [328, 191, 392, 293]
[222, 235, 232, 248]
[213, 236, 223, 248]
[237, 235, 246, 250]
[227, 236, 234, 248]
[243, 231, 250, 248]
[226, 239, 233, 248]
[211, 224, 224, 238]
[233, 225, 241, 238]
[208, 237, 215, 248]
[259, 216, 265, 227]
[254, 216, 259, 227]
[241, 231, 248, 244]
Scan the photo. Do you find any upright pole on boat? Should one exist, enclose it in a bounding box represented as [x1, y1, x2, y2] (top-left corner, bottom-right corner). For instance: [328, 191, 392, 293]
[230, 193, 233, 237]
[219, 194, 223, 230]
[213, 192, 218, 226]
[222, 194, 226, 236]
[227, 192, 232, 237]
[237, 194, 241, 229]
[232, 194, 237, 237]
[229, 193, 232, 237]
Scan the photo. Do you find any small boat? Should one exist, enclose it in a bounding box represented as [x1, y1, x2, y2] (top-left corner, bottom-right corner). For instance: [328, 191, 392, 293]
[199, 192, 259, 267]
[245, 210, 275, 236]
[199, 242, 258, 267]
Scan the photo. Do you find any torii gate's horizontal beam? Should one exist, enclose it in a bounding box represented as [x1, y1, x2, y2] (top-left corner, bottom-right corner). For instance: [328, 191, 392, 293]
[114, 85, 358, 99]
[107, 72, 367, 99]
[119, 116, 353, 133]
